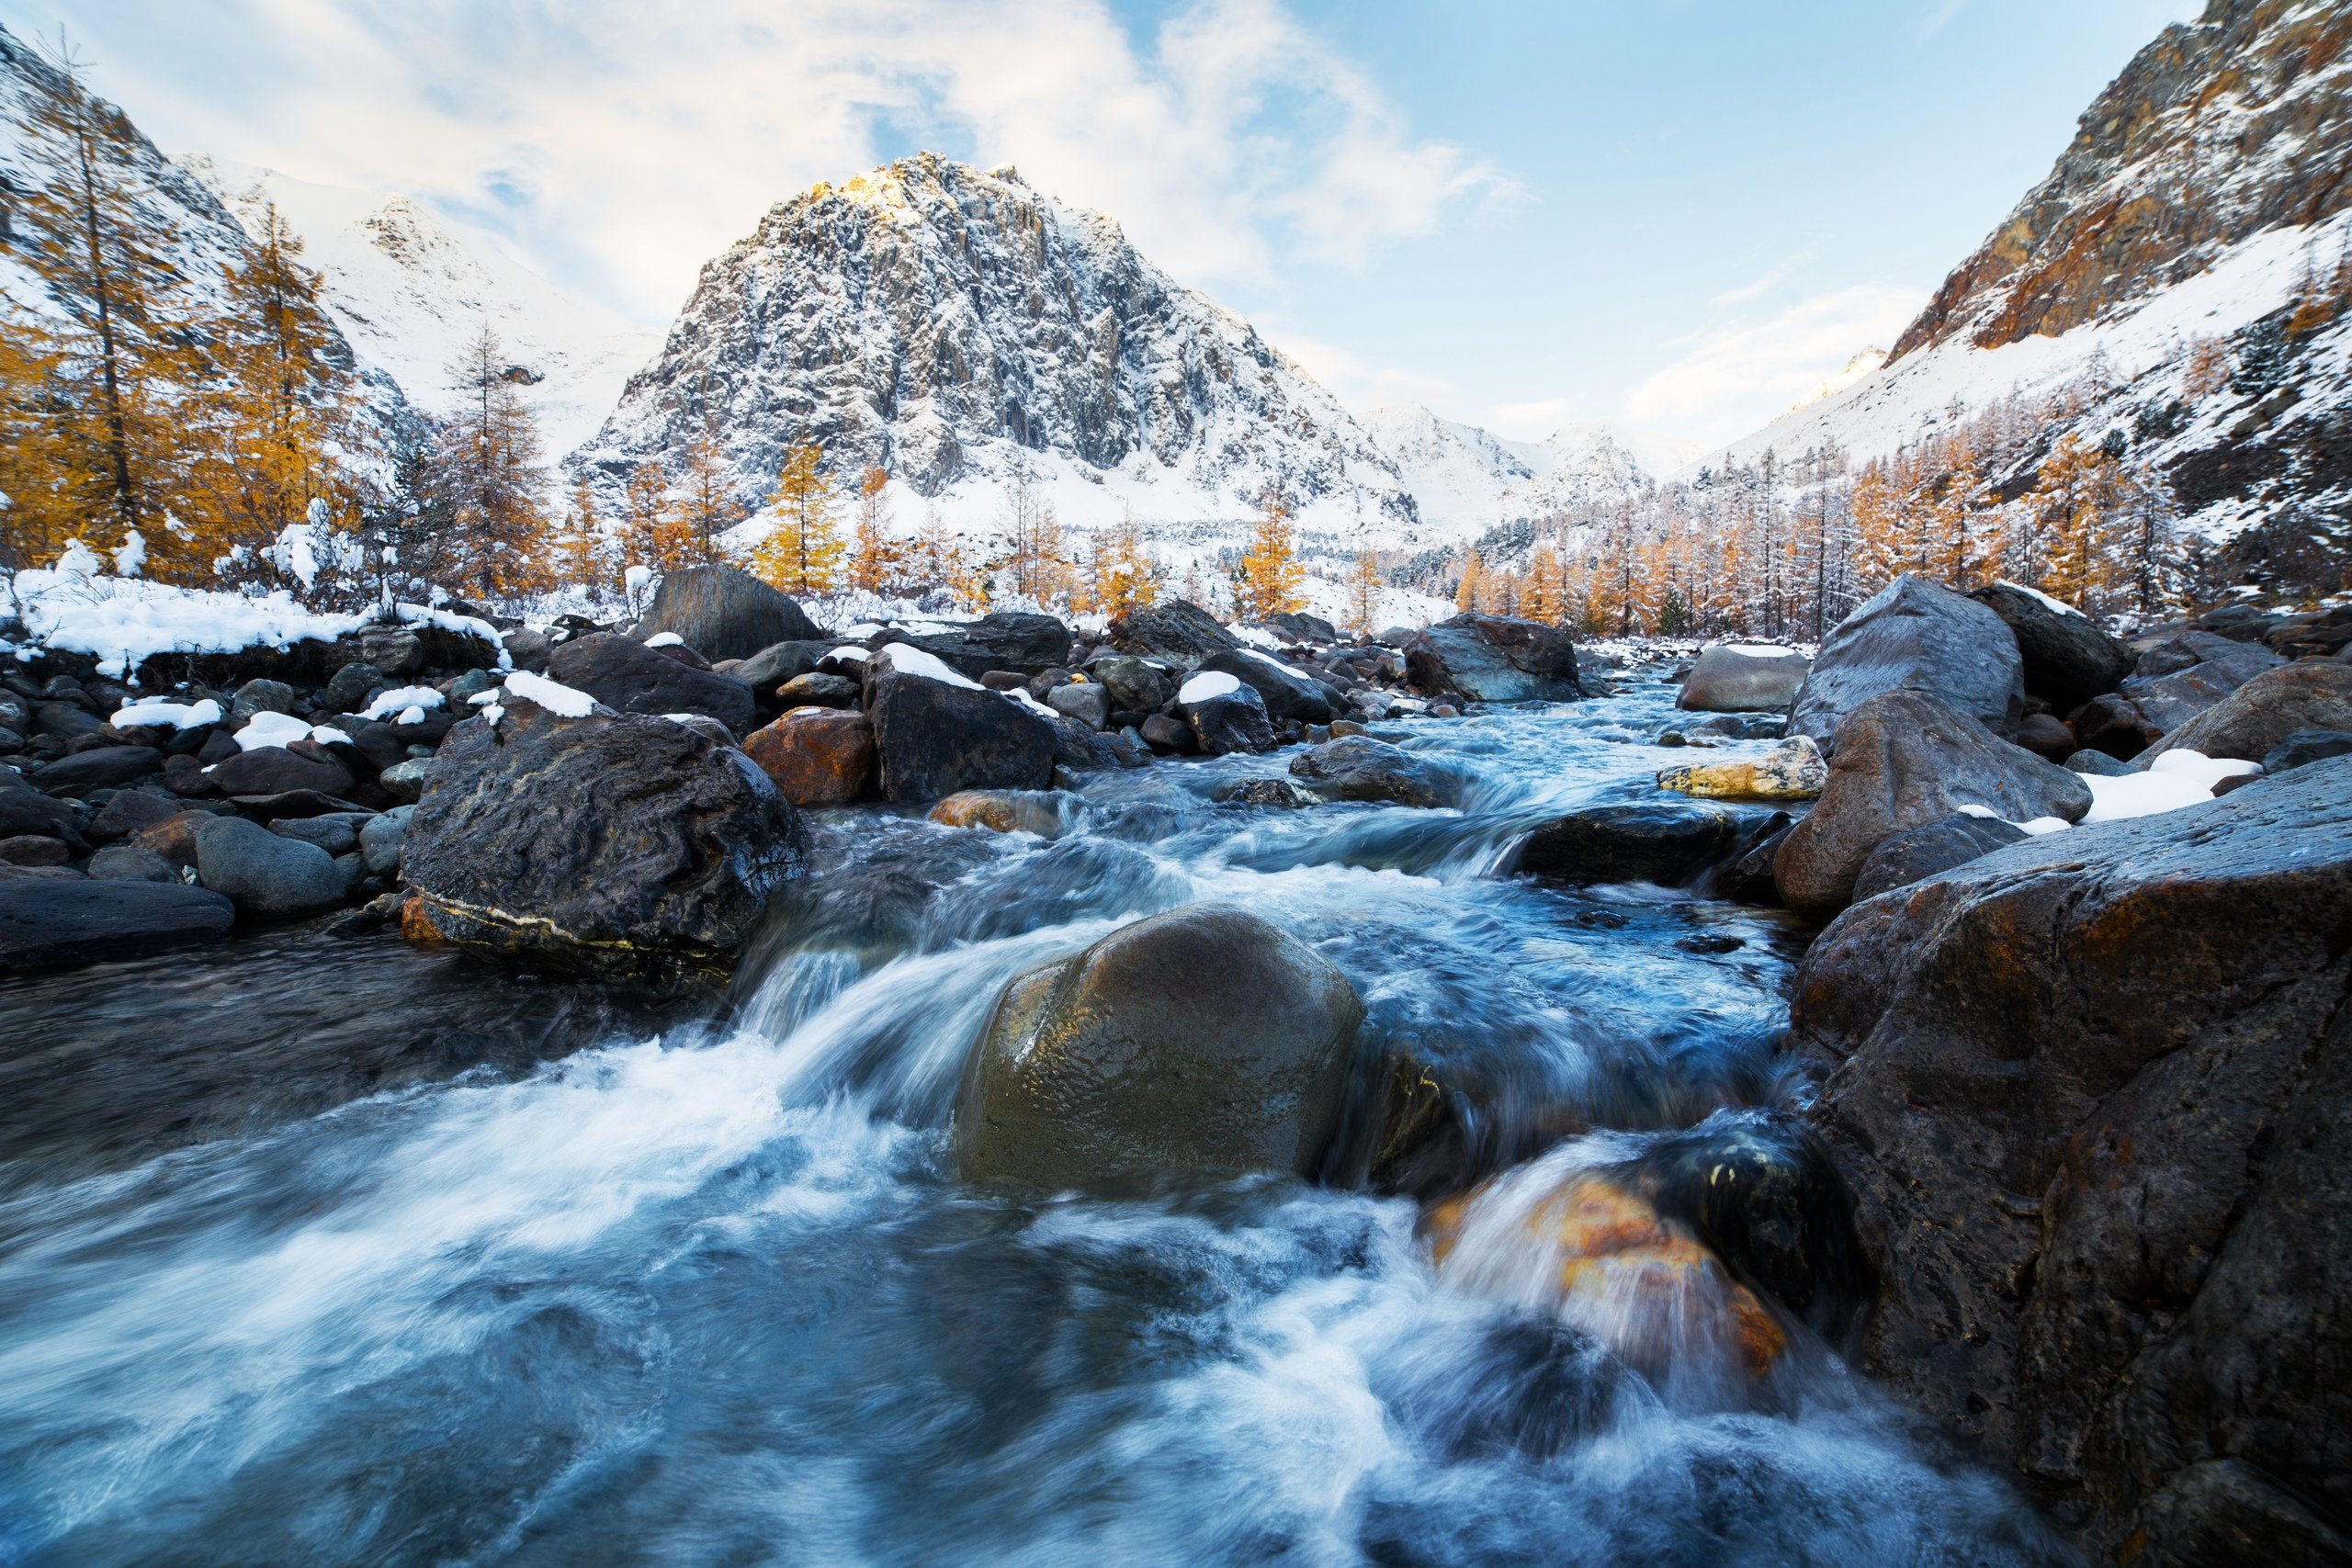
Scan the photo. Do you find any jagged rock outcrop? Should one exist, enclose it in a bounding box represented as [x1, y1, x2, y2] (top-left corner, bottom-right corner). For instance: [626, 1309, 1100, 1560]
[569, 154, 1415, 521]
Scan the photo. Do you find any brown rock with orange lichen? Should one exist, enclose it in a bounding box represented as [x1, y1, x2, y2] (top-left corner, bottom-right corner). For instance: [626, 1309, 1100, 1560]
[1423, 1172, 1785, 1382]
[741, 706, 876, 807]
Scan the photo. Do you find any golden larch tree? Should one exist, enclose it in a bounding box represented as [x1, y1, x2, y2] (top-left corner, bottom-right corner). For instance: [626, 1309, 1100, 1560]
[1237, 488, 1306, 622]
[754, 445, 844, 596]
[847, 466, 900, 592]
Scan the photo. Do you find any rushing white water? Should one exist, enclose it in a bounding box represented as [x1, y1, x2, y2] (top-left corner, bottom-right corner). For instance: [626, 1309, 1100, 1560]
[0, 675, 2075, 1565]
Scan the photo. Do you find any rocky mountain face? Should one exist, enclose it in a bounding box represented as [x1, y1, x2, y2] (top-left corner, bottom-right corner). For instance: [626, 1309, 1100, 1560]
[1728, 0, 2351, 589]
[1891, 0, 2350, 359]
[180, 159, 661, 460]
[568, 153, 1416, 532]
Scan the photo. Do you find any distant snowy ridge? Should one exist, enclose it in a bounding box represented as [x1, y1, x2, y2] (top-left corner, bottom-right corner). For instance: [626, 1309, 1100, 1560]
[1364, 404, 1705, 527]
[179, 156, 662, 459]
[569, 153, 1421, 544]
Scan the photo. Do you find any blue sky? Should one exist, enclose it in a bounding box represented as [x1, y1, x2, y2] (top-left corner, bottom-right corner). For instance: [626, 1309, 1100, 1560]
[2, 0, 2197, 448]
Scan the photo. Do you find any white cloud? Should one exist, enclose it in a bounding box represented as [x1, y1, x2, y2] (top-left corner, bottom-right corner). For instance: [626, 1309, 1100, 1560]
[1623, 284, 1923, 441]
[1918, 0, 1968, 41]
[16, 0, 1509, 323]
[1266, 329, 1457, 415]
[1709, 251, 1812, 308]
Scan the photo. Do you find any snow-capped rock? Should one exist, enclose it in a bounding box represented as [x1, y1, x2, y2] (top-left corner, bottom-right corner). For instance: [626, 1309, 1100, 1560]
[567, 153, 1417, 536]
[180, 157, 661, 458]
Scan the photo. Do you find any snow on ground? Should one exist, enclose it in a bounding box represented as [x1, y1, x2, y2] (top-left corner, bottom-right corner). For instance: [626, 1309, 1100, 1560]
[6, 563, 505, 682]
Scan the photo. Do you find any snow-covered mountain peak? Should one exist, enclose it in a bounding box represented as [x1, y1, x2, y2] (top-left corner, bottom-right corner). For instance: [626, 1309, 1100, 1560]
[569, 152, 1418, 539]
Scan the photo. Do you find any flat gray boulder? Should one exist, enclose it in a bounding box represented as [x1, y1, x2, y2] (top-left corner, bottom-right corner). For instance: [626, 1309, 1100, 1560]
[0, 878, 234, 968]
[1678, 643, 1809, 713]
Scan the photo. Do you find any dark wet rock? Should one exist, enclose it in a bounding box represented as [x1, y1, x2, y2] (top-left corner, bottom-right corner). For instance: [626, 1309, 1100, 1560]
[1773, 690, 2090, 921]
[232, 789, 370, 819]
[193, 816, 348, 918]
[322, 661, 385, 714]
[1849, 812, 2030, 902]
[356, 625, 424, 675]
[500, 627, 551, 672]
[1042, 711, 1122, 773]
[85, 844, 176, 882]
[1677, 644, 1809, 713]
[1287, 735, 1455, 807]
[1788, 576, 2025, 748]
[1199, 648, 1337, 724]
[1138, 712, 1195, 753]
[1405, 614, 1582, 703]
[1968, 581, 2133, 708]
[228, 678, 301, 721]
[2012, 712, 2075, 760]
[864, 648, 1056, 803]
[33, 746, 163, 796]
[127, 809, 215, 870]
[207, 743, 355, 799]
[377, 758, 435, 803]
[401, 700, 807, 980]
[741, 707, 876, 807]
[1105, 598, 1238, 671]
[1181, 678, 1276, 755]
[1216, 775, 1321, 808]
[0, 833, 68, 866]
[1797, 759, 2352, 1561]
[1263, 610, 1338, 644]
[0, 782, 85, 848]
[2261, 728, 2352, 775]
[546, 633, 756, 736]
[1085, 654, 1173, 714]
[1045, 682, 1111, 729]
[884, 611, 1074, 680]
[359, 807, 412, 877]
[2105, 630, 2285, 741]
[636, 564, 824, 660]
[647, 637, 713, 671]
[0, 877, 234, 969]
[1622, 1110, 1871, 1337]
[269, 813, 369, 858]
[2148, 660, 2352, 765]
[775, 671, 861, 709]
[2069, 691, 2165, 759]
[1513, 802, 1776, 887]
[736, 638, 831, 693]
[953, 903, 1363, 1190]
[929, 788, 1079, 838]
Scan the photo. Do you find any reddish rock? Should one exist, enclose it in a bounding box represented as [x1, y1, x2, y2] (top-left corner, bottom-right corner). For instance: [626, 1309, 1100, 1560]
[741, 706, 876, 807]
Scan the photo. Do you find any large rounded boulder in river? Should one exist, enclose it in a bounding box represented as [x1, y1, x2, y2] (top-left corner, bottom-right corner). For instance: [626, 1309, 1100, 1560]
[633, 564, 824, 661]
[546, 632, 758, 736]
[2144, 660, 2352, 766]
[1966, 581, 2132, 709]
[863, 643, 1057, 802]
[1795, 757, 2352, 1562]
[953, 904, 1363, 1192]
[1676, 643, 1809, 713]
[400, 688, 808, 981]
[1787, 574, 2025, 748]
[1405, 613, 1582, 703]
[1773, 689, 2088, 920]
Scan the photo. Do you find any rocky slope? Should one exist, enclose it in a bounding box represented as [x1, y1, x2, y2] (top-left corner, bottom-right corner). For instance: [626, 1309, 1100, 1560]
[1726, 0, 2352, 581]
[568, 153, 1418, 537]
[180, 158, 661, 460]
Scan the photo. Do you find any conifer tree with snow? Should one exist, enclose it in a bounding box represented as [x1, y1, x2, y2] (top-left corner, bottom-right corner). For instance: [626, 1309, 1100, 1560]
[847, 466, 900, 594]
[421, 321, 553, 598]
[1086, 509, 1160, 618]
[622, 458, 692, 574]
[676, 416, 741, 567]
[1344, 547, 1385, 636]
[753, 444, 844, 596]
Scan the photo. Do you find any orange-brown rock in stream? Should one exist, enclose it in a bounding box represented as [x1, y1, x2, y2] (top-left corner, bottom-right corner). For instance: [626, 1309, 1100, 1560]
[1423, 1173, 1784, 1381]
[742, 706, 876, 807]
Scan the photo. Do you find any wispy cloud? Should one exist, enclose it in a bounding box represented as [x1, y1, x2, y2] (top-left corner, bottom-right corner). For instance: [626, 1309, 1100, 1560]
[1709, 251, 1813, 308]
[1918, 0, 1968, 41]
[1266, 328, 1457, 413]
[17, 0, 1511, 321]
[1623, 284, 1921, 440]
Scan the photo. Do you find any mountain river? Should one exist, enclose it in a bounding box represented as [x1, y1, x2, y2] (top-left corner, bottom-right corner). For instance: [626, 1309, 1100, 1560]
[0, 670, 2075, 1565]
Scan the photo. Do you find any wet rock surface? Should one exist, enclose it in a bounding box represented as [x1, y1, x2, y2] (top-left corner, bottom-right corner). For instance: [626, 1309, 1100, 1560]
[1405, 614, 1582, 704]
[1788, 575, 2026, 748]
[401, 700, 807, 979]
[1797, 759, 2352, 1559]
